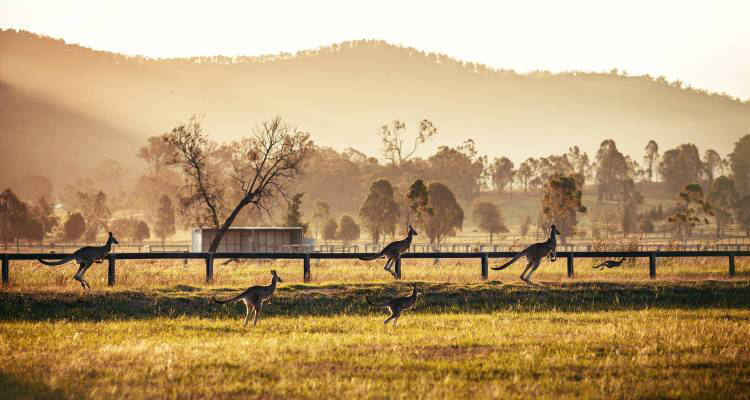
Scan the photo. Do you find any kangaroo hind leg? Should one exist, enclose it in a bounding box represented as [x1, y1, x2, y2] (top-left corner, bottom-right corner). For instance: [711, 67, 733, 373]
[74, 262, 91, 290]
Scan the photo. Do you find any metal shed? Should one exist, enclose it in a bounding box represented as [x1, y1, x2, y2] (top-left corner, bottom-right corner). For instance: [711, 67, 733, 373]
[191, 227, 307, 252]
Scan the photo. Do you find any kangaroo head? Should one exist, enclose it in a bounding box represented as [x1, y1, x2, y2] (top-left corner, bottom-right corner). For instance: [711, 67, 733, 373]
[549, 224, 561, 236]
[108, 232, 119, 245]
[411, 283, 421, 295]
[271, 270, 283, 283]
[408, 225, 418, 236]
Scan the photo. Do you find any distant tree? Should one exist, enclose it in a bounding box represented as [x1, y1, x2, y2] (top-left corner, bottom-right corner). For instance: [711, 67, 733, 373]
[78, 190, 111, 242]
[137, 135, 176, 175]
[735, 195, 750, 236]
[472, 202, 508, 242]
[638, 217, 655, 233]
[427, 140, 486, 202]
[667, 184, 713, 241]
[567, 146, 592, 179]
[380, 119, 437, 165]
[619, 178, 644, 236]
[520, 215, 532, 236]
[707, 176, 738, 237]
[596, 139, 630, 201]
[516, 159, 535, 193]
[729, 134, 750, 194]
[359, 179, 400, 243]
[490, 157, 515, 200]
[418, 182, 464, 243]
[22, 217, 44, 243]
[166, 115, 309, 252]
[337, 215, 360, 244]
[322, 218, 338, 241]
[9, 175, 54, 202]
[134, 220, 151, 242]
[64, 212, 86, 242]
[31, 196, 58, 238]
[406, 179, 431, 226]
[154, 195, 176, 245]
[0, 188, 30, 248]
[703, 149, 722, 187]
[110, 218, 137, 241]
[310, 200, 331, 241]
[541, 176, 587, 244]
[659, 144, 703, 191]
[284, 193, 309, 233]
[644, 140, 660, 183]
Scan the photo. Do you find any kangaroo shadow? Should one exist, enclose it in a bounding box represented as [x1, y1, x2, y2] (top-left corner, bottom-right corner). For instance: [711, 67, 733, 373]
[1, 281, 749, 322]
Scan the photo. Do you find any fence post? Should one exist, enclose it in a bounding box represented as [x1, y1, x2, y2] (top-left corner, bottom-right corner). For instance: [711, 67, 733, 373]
[480, 253, 489, 280]
[395, 257, 402, 280]
[303, 253, 311, 283]
[566, 254, 574, 279]
[649, 253, 656, 279]
[205, 254, 214, 283]
[107, 254, 116, 287]
[2, 254, 8, 286]
[729, 254, 736, 278]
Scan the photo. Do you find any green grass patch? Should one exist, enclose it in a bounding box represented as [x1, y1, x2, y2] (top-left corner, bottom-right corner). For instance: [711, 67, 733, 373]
[2, 281, 750, 399]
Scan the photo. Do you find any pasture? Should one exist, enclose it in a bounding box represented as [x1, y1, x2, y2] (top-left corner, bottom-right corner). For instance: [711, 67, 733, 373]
[1, 260, 750, 399]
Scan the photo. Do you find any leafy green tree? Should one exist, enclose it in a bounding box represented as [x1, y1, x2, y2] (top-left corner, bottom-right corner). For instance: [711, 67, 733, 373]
[644, 140, 660, 183]
[0, 188, 30, 248]
[337, 215, 360, 244]
[64, 212, 86, 242]
[154, 195, 176, 245]
[541, 176, 587, 244]
[406, 179, 431, 226]
[322, 218, 338, 241]
[729, 134, 750, 194]
[359, 179, 400, 243]
[134, 220, 151, 242]
[667, 184, 713, 240]
[659, 143, 703, 191]
[284, 193, 308, 233]
[472, 202, 508, 242]
[707, 176, 738, 237]
[418, 182, 464, 243]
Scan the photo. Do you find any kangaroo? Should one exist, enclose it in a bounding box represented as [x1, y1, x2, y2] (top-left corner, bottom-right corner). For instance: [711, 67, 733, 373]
[358, 225, 417, 278]
[213, 270, 283, 328]
[365, 284, 421, 326]
[492, 224, 561, 285]
[593, 257, 626, 270]
[38, 232, 118, 290]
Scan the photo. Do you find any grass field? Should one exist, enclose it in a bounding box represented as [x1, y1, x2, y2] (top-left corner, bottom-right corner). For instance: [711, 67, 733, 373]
[2, 260, 750, 399]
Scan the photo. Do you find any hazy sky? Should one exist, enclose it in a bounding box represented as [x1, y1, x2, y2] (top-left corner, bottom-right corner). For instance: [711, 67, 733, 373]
[2, 0, 749, 99]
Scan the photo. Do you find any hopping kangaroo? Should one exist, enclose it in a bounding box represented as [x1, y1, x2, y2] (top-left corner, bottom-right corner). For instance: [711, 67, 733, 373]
[213, 270, 282, 328]
[492, 225, 561, 284]
[593, 258, 626, 270]
[357, 225, 417, 278]
[38, 232, 118, 290]
[365, 284, 420, 326]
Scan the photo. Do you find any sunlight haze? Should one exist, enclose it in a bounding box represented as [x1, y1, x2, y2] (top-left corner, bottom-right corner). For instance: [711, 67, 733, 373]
[1, 0, 749, 99]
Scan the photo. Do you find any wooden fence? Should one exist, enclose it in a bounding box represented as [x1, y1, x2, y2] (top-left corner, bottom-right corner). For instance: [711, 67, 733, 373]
[1, 250, 747, 286]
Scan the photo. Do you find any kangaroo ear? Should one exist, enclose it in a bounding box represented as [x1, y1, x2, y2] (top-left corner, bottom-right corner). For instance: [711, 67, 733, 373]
[271, 270, 277, 274]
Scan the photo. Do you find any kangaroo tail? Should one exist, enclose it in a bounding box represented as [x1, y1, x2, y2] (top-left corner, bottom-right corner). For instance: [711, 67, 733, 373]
[491, 250, 525, 270]
[213, 293, 244, 305]
[357, 251, 384, 261]
[365, 295, 388, 308]
[38, 254, 76, 266]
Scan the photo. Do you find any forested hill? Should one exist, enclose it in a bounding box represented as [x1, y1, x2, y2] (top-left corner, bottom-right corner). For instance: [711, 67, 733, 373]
[1, 29, 749, 187]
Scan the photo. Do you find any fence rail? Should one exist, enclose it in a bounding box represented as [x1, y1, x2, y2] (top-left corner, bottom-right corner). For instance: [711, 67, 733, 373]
[1, 250, 747, 287]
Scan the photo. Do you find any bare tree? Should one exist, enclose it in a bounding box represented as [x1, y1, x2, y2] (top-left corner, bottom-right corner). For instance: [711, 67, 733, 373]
[380, 119, 437, 165]
[166, 115, 310, 252]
